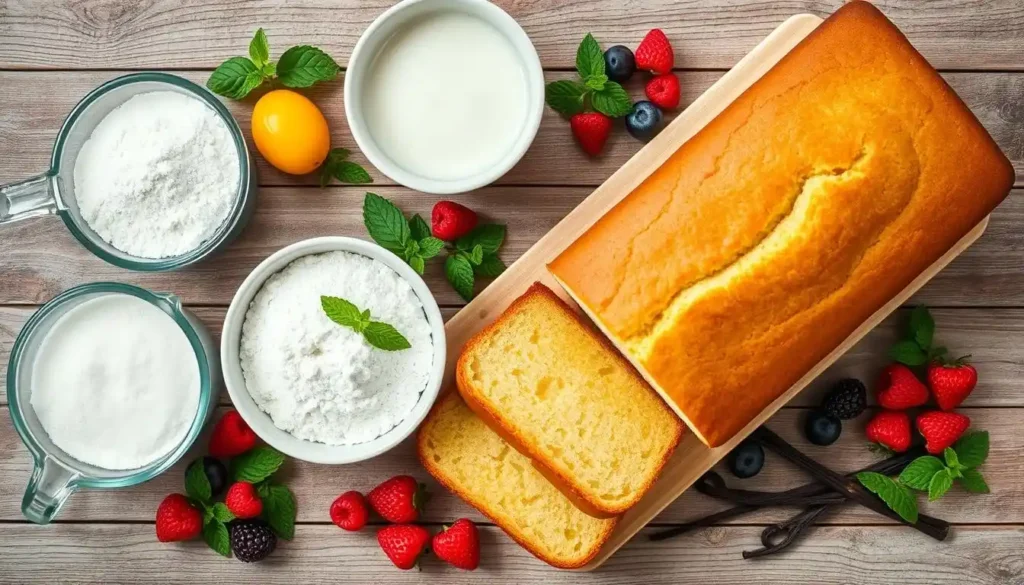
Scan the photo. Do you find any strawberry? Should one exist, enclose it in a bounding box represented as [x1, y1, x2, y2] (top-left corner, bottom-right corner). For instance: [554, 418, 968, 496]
[432, 518, 480, 570]
[431, 201, 478, 241]
[634, 29, 674, 74]
[865, 410, 912, 453]
[570, 112, 612, 157]
[225, 481, 263, 519]
[917, 411, 970, 455]
[377, 524, 432, 570]
[876, 364, 929, 410]
[208, 410, 258, 458]
[927, 359, 978, 411]
[155, 494, 202, 542]
[645, 73, 681, 109]
[330, 491, 369, 532]
[367, 475, 429, 524]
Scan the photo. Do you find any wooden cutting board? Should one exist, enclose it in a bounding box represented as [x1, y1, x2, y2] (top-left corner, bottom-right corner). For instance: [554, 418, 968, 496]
[439, 12, 991, 570]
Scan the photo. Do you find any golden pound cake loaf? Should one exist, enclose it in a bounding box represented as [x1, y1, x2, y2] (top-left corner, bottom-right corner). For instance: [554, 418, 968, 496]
[455, 283, 683, 516]
[418, 393, 618, 568]
[548, 1, 1014, 447]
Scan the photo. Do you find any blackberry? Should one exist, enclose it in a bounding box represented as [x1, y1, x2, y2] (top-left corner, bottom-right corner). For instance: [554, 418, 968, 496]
[821, 378, 867, 420]
[230, 519, 277, 562]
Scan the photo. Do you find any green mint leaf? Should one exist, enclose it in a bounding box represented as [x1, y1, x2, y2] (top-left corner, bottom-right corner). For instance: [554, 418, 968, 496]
[202, 519, 231, 557]
[212, 502, 235, 523]
[262, 484, 297, 540]
[889, 340, 928, 366]
[231, 446, 285, 483]
[576, 33, 605, 79]
[207, 57, 263, 99]
[445, 254, 475, 301]
[456, 224, 506, 255]
[276, 45, 340, 88]
[585, 74, 608, 91]
[591, 81, 632, 118]
[261, 61, 276, 77]
[959, 469, 990, 493]
[953, 431, 989, 469]
[928, 468, 954, 501]
[321, 296, 363, 329]
[409, 214, 432, 241]
[363, 321, 411, 351]
[857, 471, 918, 524]
[363, 193, 410, 253]
[319, 148, 351, 187]
[545, 80, 588, 117]
[474, 253, 506, 277]
[898, 456, 946, 491]
[929, 345, 948, 360]
[249, 28, 270, 68]
[201, 503, 214, 525]
[185, 458, 212, 503]
[408, 255, 425, 275]
[418, 237, 445, 259]
[944, 447, 961, 469]
[469, 244, 484, 265]
[331, 160, 372, 185]
[909, 306, 935, 351]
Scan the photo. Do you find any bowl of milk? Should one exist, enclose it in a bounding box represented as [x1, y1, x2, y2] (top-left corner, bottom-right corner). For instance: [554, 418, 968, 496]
[6, 283, 218, 524]
[345, 0, 545, 194]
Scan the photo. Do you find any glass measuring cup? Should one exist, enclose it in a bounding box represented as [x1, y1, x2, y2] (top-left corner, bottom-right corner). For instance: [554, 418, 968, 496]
[0, 72, 257, 271]
[6, 283, 219, 524]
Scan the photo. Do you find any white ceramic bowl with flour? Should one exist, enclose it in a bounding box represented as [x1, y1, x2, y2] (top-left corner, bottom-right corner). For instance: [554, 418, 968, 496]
[221, 237, 446, 464]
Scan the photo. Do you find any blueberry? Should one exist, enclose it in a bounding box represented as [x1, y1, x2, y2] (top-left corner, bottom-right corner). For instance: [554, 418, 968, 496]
[727, 440, 765, 479]
[625, 101, 663, 142]
[604, 45, 636, 83]
[805, 411, 842, 446]
[202, 456, 229, 497]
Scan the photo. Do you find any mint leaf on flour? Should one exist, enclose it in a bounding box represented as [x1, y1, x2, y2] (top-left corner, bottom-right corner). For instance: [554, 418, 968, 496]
[363, 322, 412, 351]
[857, 471, 918, 524]
[261, 483, 297, 540]
[207, 57, 263, 99]
[576, 33, 605, 79]
[185, 458, 212, 503]
[231, 446, 285, 483]
[277, 45, 340, 88]
[446, 254, 475, 301]
[321, 296, 363, 329]
[320, 296, 411, 351]
[953, 431, 989, 469]
[545, 80, 588, 117]
[249, 28, 271, 68]
[363, 193, 411, 252]
[203, 519, 231, 557]
[898, 456, 945, 491]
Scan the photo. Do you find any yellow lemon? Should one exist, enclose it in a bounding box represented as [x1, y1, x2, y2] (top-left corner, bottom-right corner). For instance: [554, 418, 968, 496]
[251, 89, 331, 175]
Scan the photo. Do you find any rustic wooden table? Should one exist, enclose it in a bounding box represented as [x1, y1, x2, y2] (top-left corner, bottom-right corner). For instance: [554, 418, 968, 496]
[1, 1, 1023, 583]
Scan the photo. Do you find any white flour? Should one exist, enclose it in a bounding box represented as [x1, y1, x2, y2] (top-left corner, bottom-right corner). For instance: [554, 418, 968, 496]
[239, 251, 434, 445]
[73, 91, 239, 258]
[31, 294, 201, 470]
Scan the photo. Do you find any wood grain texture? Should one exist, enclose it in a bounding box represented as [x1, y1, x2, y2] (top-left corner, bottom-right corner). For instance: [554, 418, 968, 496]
[0, 524, 1020, 584]
[0, 71, 1021, 188]
[1, 1, 1023, 71]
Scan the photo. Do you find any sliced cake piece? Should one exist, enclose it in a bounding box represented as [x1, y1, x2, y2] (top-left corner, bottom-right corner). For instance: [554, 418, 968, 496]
[417, 393, 617, 569]
[455, 283, 683, 516]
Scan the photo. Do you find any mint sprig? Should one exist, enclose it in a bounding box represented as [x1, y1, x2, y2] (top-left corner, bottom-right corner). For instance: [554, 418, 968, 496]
[545, 33, 632, 118]
[259, 483, 297, 540]
[207, 28, 339, 100]
[889, 306, 947, 366]
[320, 148, 372, 187]
[230, 446, 286, 483]
[203, 518, 232, 557]
[321, 296, 411, 351]
[857, 471, 918, 523]
[185, 459, 213, 503]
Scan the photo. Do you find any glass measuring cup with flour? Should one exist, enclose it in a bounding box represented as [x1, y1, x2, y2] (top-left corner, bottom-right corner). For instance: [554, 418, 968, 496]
[0, 72, 256, 270]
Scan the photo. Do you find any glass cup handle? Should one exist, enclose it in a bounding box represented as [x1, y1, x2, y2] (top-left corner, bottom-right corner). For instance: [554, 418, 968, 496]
[0, 172, 59, 226]
[22, 455, 79, 524]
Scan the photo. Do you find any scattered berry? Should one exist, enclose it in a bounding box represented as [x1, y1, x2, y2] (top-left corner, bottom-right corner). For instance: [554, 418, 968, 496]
[927, 359, 978, 411]
[805, 410, 842, 446]
[330, 491, 369, 532]
[876, 364, 929, 410]
[368, 475, 430, 524]
[377, 524, 432, 570]
[155, 494, 203, 542]
[208, 410, 258, 458]
[916, 411, 970, 455]
[634, 29, 674, 74]
[199, 456, 229, 498]
[570, 112, 612, 156]
[432, 518, 481, 571]
[727, 440, 765, 479]
[625, 101, 663, 142]
[604, 45, 637, 82]
[822, 378, 868, 420]
[865, 410, 912, 453]
[230, 519, 277, 563]
[225, 482, 263, 519]
[431, 201, 478, 242]
[645, 73, 681, 109]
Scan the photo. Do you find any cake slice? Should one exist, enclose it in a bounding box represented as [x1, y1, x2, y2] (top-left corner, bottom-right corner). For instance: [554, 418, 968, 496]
[417, 393, 617, 569]
[455, 283, 683, 516]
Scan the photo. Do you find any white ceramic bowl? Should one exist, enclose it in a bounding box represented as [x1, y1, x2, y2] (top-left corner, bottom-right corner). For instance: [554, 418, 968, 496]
[220, 237, 446, 464]
[345, 0, 545, 195]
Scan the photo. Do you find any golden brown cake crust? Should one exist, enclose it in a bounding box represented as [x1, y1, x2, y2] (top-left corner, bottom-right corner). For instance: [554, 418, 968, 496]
[549, 1, 1014, 447]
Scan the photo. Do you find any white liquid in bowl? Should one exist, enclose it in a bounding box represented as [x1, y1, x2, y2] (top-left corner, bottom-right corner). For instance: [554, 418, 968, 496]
[362, 11, 530, 182]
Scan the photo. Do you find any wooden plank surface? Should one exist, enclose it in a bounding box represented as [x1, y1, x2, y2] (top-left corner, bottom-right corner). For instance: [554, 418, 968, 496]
[1, 1, 1022, 71]
[0, 71, 1021, 188]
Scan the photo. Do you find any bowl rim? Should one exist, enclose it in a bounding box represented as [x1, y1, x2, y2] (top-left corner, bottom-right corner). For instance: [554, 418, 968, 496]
[220, 236, 446, 464]
[344, 0, 545, 195]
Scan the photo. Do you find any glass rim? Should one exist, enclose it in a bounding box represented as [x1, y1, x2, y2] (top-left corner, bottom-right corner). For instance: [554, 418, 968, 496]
[6, 282, 214, 488]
